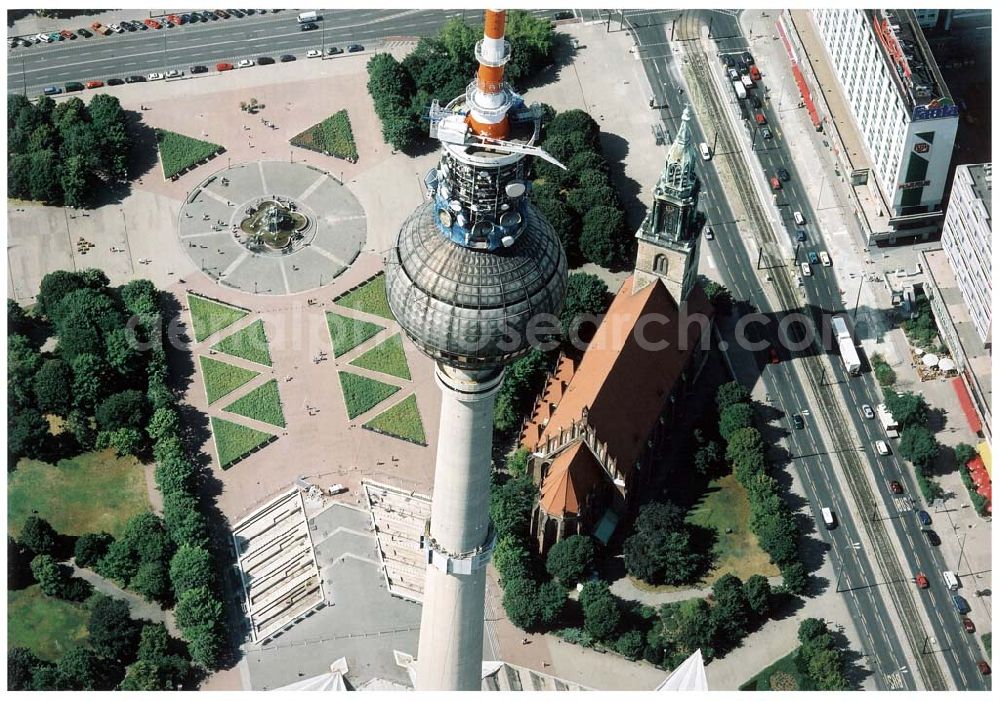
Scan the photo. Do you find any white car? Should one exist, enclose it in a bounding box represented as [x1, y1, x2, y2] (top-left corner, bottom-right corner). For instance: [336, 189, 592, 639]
[236, 58, 255, 68]
[819, 251, 832, 267]
[704, 227, 714, 240]
[800, 261, 812, 277]
[36, 33, 53, 43]
[306, 49, 322, 58]
[861, 404, 875, 420]
[165, 69, 183, 78]
[875, 440, 891, 456]
[147, 72, 164, 81]
[109, 23, 123, 33]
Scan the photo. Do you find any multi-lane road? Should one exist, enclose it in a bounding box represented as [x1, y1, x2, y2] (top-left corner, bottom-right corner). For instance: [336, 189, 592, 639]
[6, 8, 557, 96]
[624, 8, 988, 691]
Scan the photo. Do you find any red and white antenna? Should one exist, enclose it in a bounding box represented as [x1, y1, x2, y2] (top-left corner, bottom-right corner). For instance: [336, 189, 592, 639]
[466, 9, 514, 139]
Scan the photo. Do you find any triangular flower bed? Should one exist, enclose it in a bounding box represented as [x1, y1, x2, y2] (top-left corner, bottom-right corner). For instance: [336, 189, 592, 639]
[212, 319, 272, 366]
[199, 355, 260, 404]
[223, 379, 286, 428]
[349, 334, 411, 381]
[363, 395, 426, 445]
[338, 371, 400, 420]
[187, 294, 249, 343]
[326, 311, 383, 357]
[211, 416, 275, 470]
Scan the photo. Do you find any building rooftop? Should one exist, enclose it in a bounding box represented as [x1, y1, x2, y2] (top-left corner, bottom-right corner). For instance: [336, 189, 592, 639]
[964, 162, 993, 219]
[538, 441, 604, 517]
[869, 9, 954, 113]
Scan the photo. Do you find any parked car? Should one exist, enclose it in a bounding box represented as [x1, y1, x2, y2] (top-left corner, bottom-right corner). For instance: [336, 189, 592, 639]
[795, 230, 807, 242]
[147, 72, 164, 81]
[915, 572, 929, 589]
[124, 75, 146, 83]
[722, 54, 734, 68]
[106, 77, 125, 85]
[85, 80, 104, 88]
[181, 13, 192, 23]
[300, 22, 318, 31]
[49, 32, 63, 42]
[888, 480, 903, 495]
[216, 62, 234, 71]
[742, 51, 754, 65]
[755, 112, 766, 125]
[978, 660, 991, 676]
[769, 176, 781, 191]
[704, 227, 714, 240]
[923, 529, 941, 546]
[778, 167, 790, 181]
[257, 56, 275, 65]
[43, 86, 62, 95]
[962, 617, 975, 633]
[165, 69, 183, 78]
[77, 27, 93, 37]
[144, 19, 162, 30]
[206, 11, 219, 20]
[306, 49, 322, 58]
[917, 510, 931, 526]
[279, 54, 296, 62]
[554, 10, 574, 20]
[808, 251, 819, 265]
[793, 211, 806, 225]
[59, 30, 76, 39]
[861, 404, 875, 419]
[800, 261, 812, 277]
[750, 94, 762, 109]
[120, 21, 136, 31]
[229, 9, 245, 18]
[167, 14, 183, 25]
[214, 10, 230, 19]
[819, 251, 832, 267]
[107, 23, 122, 33]
[769, 347, 780, 364]
[761, 127, 773, 140]
[952, 594, 970, 614]
[347, 44, 364, 52]
[236, 58, 255, 68]
[327, 46, 343, 55]
[189, 12, 205, 22]
[792, 414, 804, 429]
[64, 82, 85, 92]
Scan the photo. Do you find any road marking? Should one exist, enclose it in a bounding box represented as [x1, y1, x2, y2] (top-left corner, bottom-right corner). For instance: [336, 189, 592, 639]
[218, 250, 250, 281]
[309, 243, 348, 268]
[279, 259, 291, 294]
[297, 172, 328, 203]
[180, 230, 225, 239]
[258, 160, 268, 194]
[200, 188, 230, 206]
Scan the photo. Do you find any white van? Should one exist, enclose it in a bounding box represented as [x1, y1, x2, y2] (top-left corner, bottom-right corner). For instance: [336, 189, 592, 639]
[875, 440, 891, 456]
[821, 507, 836, 529]
[819, 251, 832, 267]
[699, 142, 712, 160]
[943, 570, 960, 590]
[297, 11, 319, 23]
[793, 211, 805, 226]
[800, 262, 812, 277]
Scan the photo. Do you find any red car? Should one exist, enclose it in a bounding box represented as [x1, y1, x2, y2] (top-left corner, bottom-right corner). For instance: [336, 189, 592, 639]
[962, 617, 975, 633]
[889, 480, 904, 495]
[59, 29, 76, 39]
[167, 14, 182, 25]
[144, 18, 162, 30]
[978, 660, 991, 676]
[915, 572, 928, 589]
[755, 112, 766, 125]
[770, 176, 782, 191]
[216, 62, 233, 72]
[769, 347, 780, 364]
[85, 80, 104, 89]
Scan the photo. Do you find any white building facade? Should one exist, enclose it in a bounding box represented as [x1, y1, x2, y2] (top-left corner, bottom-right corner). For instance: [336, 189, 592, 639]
[813, 9, 958, 233]
[941, 163, 992, 346]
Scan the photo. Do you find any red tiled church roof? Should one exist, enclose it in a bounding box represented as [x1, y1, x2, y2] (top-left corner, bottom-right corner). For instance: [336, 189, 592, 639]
[539, 441, 604, 517]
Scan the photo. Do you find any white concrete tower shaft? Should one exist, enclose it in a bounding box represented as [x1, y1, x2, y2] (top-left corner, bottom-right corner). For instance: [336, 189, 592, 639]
[415, 364, 502, 690]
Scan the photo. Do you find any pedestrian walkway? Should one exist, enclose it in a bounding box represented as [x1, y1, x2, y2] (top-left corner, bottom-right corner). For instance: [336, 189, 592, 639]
[69, 563, 179, 636]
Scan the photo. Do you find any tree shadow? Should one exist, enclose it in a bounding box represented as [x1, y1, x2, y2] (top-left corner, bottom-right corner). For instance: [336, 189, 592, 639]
[830, 626, 873, 690]
[518, 32, 576, 93]
[926, 406, 948, 434]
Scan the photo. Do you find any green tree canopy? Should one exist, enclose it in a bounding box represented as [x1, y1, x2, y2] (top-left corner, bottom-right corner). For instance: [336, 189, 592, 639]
[743, 574, 772, 620]
[88, 594, 142, 663]
[489, 475, 536, 539]
[33, 358, 74, 416]
[545, 534, 596, 586]
[560, 273, 610, 339]
[883, 389, 929, 428]
[536, 578, 567, 628]
[708, 573, 751, 649]
[579, 580, 620, 641]
[95, 389, 149, 432]
[716, 381, 751, 411]
[74, 532, 114, 568]
[493, 533, 531, 584]
[8, 647, 48, 691]
[20, 515, 58, 555]
[659, 597, 715, 661]
[502, 574, 541, 631]
[898, 426, 939, 470]
[580, 205, 626, 267]
[163, 492, 209, 548]
[719, 402, 754, 441]
[8, 408, 51, 462]
[169, 544, 214, 596]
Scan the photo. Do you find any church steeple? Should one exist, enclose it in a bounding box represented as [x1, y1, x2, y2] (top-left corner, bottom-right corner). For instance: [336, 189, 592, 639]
[632, 105, 701, 301]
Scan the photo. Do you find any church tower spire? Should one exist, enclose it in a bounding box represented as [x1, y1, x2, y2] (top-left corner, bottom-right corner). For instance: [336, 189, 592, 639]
[632, 105, 701, 301]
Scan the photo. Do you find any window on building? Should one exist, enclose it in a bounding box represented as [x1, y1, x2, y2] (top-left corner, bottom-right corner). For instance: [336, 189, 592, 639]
[653, 254, 667, 274]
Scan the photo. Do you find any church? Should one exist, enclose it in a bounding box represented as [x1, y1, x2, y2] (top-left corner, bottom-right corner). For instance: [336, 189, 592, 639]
[520, 107, 715, 554]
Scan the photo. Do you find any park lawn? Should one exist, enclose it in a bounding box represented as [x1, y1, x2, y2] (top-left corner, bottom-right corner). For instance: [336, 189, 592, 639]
[211, 319, 272, 366]
[739, 646, 810, 691]
[187, 294, 249, 343]
[326, 311, 384, 357]
[349, 334, 411, 380]
[223, 379, 286, 428]
[211, 417, 275, 469]
[8, 450, 150, 539]
[156, 128, 222, 179]
[334, 273, 394, 320]
[338, 371, 401, 420]
[363, 394, 426, 444]
[7, 586, 91, 662]
[289, 109, 358, 161]
[199, 355, 260, 404]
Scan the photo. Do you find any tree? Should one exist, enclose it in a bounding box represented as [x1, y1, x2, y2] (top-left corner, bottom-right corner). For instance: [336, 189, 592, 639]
[30, 665, 69, 691]
[95, 389, 148, 432]
[53, 288, 123, 360]
[807, 646, 848, 690]
[505, 447, 531, 477]
[898, 426, 939, 470]
[546, 534, 596, 586]
[70, 353, 111, 411]
[694, 440, 722, 476]
[502, 575, 541, 630]
[709, 574, 750, 648]
[716, 381, 751, 411]
[537, 578, 567, 627]
[104, 326, 142, 376]
[65, 409, 97, 450]
[28, 148, 62, 203]
[9, 333, 43, 398]
[175, 586, 225, 668]
[883, 389, 929, 428]
[97, 512, 173, 587]
[780, 560, 810, 595]
[36, 270, 86, 319]
[169, 544, 214, 596]
[147, 407, 181, 443]
[492, 533, 531, 584]
[121, 660, 166, 691]
[797, 617, 829, 645]
[623, 501, 707, 585]
[579, 580, 620, 641]
[659, 597, 715, 661]
[88, 594, 142, 663]
[560, 273, 609, 339]
[9, 647, 48, 690]
[9, 536, 36, 589]
[954, 443, 977, 468]
[8, 298, 30, 335]
[743, 574, 772, 620]
[719, 402, 754, 441]
[532, 195, 579, 259]
[614, 630, 646, 660]
[580, 205, 625, 267]
[503, 10, 555, 85]
[726, 427, 764, 467]
[30, 554, 72, 598]
[8, 409, 51, 462]
[131, 560, 172, 604]
[751, 507, 799, 565]
[96, 427, 145, 457]
[74, 532, 114, 568]
[545, 109, 601, 149]
[120, 279, 160, 317]
[163, 492, 209, 548]
[489, 475, 536, 539]
[31, 359, 73, 415]
[56, 646, 119, 690]
[20, 515, 58, 555]
[566, 171, 618, 215]
[494, 348, 553, 432]
[133, 622, 192, 689]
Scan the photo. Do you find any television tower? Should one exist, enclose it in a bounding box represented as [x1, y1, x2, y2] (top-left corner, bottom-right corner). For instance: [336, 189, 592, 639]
[385, 8, 567, 691]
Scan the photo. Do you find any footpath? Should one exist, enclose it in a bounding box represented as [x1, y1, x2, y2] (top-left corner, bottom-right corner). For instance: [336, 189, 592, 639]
[69, 562, 179, 637]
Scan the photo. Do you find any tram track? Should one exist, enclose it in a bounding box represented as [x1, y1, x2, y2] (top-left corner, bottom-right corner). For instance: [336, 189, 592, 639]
[671, 11, 947, 691]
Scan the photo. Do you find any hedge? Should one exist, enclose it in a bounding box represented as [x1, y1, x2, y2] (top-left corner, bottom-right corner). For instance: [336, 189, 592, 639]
[289, 109, 358, 162]
[155, 129, 223, 180]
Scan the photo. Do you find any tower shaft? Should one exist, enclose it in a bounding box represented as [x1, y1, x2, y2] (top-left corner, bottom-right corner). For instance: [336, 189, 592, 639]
[416, 365, 502, 690]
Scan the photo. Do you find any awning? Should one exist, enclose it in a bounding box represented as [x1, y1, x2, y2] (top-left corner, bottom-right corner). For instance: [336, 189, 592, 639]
[952, 377, 983, 434]
[977, 441, 992, 478]
[592, 508, 619, 546]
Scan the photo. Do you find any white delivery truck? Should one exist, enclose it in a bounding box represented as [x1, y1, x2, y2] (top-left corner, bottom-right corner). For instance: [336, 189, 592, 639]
[877, 403, 900, 438]
[821, 507, 836, 529]
[699, 142, 712, 160]
[741, 74, 754, 90]
[297, 11, 319, 23]
[733, 79, 747, 100]
[943, 570, 960, 590]
[831, 315, 861, 375]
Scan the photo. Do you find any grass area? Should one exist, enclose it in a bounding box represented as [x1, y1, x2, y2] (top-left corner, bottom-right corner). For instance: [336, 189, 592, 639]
[187, 294, 249, 343]
[349, 333, 411, 380]
[7, 586, 91, 662]
[211, 417, 275, 469]
[211, 319, 272, 366]
[334, 273, 394, 320]
[156, 128, 223, 179]
[326, 311, 384, 357]
[338, 371, 401, 420]
[739, 646, 809, 691]
[199, 355, 260, 404]
[363, 394, 426, 444]
[223, 379, 286, 428]
[983, 632, 991, 658]
[8, 450, 150, 539]
[289, 109, 358, 161]
[686, 472, 781, 585]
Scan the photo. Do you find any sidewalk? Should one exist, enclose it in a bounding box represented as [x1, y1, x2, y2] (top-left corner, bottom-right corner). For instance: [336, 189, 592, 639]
[69, 562, 179, 637]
